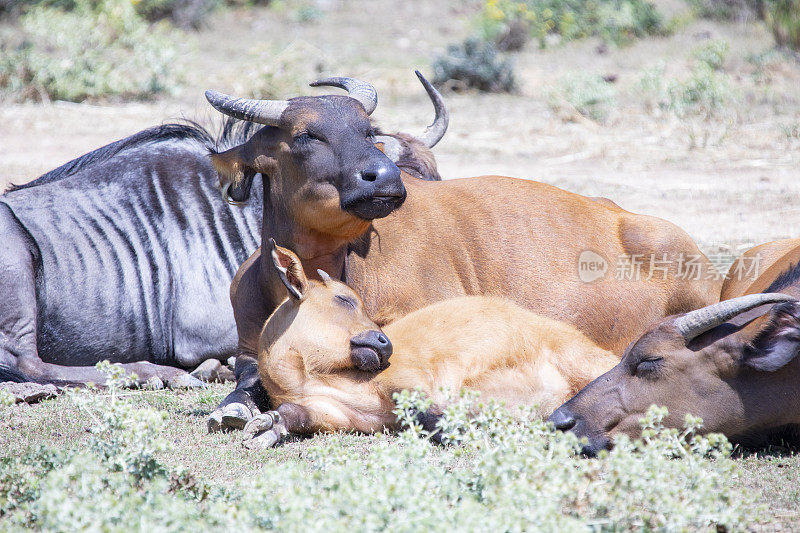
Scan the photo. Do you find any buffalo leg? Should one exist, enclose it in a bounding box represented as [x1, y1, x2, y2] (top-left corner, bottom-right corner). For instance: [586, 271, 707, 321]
[207, 354, 271, 431]
[0, 204, 204, 389]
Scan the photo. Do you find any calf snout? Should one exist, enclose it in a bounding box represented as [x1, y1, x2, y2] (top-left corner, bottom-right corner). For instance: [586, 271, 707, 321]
[350, 330, 392, 372]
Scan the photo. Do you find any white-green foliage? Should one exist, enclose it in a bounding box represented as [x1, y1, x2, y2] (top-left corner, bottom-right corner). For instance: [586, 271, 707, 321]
[0, 0, 182, 102]
[692, 40, 730, 71]
[0, 388, 14, 407]
[668, 64, 732, 120]
[638, 51, 736, 147]
[554, 73, 616, 122]
[0, 367, 756, 531]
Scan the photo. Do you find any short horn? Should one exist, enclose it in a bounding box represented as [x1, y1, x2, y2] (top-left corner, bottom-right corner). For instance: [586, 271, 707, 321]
[205, 90, 289, 127]
[414, 70, 449, 148]
[309, 77, 377, 115]
[674, 293, 798, 340]
[316, 269, 333, 284]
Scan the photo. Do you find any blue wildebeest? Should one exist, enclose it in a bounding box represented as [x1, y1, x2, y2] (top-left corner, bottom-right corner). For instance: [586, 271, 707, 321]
[0, 75, 447, 387]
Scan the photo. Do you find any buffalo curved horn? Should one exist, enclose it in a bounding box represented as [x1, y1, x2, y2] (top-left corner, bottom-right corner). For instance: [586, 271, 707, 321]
[414, 70, 449, 148]
[674, 293, 797, 341]
[205, 90, 289, 127]
[309, 77, 378, 115]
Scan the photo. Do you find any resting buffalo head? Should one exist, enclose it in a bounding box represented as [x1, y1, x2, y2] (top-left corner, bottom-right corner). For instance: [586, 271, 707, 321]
[548, 292, 800, 454]
[206, 72, 447, 239]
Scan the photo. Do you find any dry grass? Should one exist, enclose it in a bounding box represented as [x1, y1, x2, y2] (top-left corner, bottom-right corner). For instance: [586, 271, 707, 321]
[1, 0, 799, 528]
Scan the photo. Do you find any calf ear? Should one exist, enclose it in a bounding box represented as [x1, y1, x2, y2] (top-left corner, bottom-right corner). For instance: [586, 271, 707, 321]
[270, 239, 308, 301]
[744, 301, 800, 372]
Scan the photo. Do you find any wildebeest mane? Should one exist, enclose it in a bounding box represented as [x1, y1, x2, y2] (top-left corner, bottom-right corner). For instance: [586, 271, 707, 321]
[5, 118, 259, 193]
[763, 260, 800, 295]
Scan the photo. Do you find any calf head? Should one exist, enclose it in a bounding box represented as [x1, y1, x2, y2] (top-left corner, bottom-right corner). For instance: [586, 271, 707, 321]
[262, 240, 393, 379]
[548, 292, 800, 454]
[207, 72, 447, 241]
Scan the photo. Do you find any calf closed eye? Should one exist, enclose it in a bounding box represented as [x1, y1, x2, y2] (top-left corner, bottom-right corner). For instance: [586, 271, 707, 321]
[334, 295, 357, 309]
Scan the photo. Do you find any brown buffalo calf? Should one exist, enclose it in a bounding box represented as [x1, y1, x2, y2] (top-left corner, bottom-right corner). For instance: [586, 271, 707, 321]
[242, 242, 618, 447]
[206, 75, 721, 433]
[550, 239, 800, 454]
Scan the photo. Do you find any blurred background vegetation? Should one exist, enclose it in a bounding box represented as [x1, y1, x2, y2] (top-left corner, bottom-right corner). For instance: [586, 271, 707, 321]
[0, 0, 797, 103]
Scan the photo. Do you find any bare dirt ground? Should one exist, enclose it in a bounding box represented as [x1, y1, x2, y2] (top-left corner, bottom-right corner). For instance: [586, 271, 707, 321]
[2, 0, 800, 527]
[3, 0, 799, 260]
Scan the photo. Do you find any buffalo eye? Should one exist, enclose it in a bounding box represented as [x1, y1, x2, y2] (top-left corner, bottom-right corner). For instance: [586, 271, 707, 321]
[634, 357, 663, 377]
[334, 294, 357, 310]
[293, 131, 323, 146]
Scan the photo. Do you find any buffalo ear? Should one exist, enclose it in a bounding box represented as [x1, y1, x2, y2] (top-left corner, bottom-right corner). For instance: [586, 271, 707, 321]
[744, 301, 800, 372]
[210, 129, 277, 202]
[270, 239, 308, 301]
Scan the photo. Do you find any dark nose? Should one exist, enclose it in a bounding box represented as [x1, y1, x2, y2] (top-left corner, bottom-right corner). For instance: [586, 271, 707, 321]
[350, 330, 393, 371]
[548, 407, 577, 431]
[359, 160, 402, 190]
[352, 330, 392, 359]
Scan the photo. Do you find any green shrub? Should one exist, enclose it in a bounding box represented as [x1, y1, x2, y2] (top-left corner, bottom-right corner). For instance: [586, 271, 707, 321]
[685, 0, 764, 20]
[0, 363, 761, 531]
[551, 73, 616, 122]
[668, 63, 736, 147]
[432, 36, 516, 93]
[135, 0, 221, 29]
[476, 0, 666, 50]
[765, 0, 800, 51]
[692, 39, 730, 70]
[0, 0, 183, 102]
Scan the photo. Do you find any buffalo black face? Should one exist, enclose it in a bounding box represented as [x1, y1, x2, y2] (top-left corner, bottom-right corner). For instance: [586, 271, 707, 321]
[285, 96, 406, 221]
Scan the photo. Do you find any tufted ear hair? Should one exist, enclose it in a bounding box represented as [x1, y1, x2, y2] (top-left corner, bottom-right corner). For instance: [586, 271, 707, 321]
[744, 301, 800, 372]
[270, 239, 308, 301]
[211, 127, 278, 202]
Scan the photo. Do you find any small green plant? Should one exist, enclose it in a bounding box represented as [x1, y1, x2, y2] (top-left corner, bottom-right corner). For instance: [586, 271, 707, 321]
[685, 0, 763, 20]
[779, 122, 800, 141]
[432, 36, 516, 93]
[667, 63, 736, 148]
[0, 375, 763, 531]
[765, 0, 800, 51]
[237, 40, 330, 99]
[293, 3, 323, 23]
[692, 39, 730, 70]
[0, 0, 183, 102]
[476, 0, 666, 50]
[638, 60, 667, 111]
[134, 0, 222, 29]
[551, 73, 616, 123]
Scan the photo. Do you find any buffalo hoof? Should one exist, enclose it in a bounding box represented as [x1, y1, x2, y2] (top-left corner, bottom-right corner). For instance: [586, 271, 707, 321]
[0, 382, 59, 404]
[208, 409, 224, 433]
[220, 402, 255, 430]
[214, 366, 236, 383]
[167, 373, 207, 390]
[242, 412, 277, 438]
[242, 412, 287, 450]
[190, 359, 222, 382]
